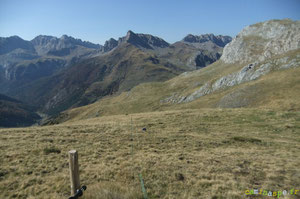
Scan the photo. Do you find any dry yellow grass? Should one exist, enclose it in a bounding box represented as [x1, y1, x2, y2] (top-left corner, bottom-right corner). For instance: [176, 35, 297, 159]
[1, 108, 300, 198]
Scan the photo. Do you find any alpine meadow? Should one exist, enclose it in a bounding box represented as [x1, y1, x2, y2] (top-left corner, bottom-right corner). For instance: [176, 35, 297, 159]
[0, 1, 300, 199]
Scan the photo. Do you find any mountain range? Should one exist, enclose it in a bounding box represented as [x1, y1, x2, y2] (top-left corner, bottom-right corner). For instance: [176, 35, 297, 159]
[1, 19, 299, 127]
[44, 19, 300, 124]
[0, 31, 231, 126]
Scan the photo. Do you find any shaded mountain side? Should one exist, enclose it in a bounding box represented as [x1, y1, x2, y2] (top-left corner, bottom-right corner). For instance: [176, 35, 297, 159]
[154, 41, 223, 70]
[10, 43, 186, 115]
[0, 94, 41, 127]
[0, 58, 67, 94]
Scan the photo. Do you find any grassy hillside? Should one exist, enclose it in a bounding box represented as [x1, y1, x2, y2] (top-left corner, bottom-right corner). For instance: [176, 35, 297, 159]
[52, 49, 300, 123]
[0, 108, 299, 198]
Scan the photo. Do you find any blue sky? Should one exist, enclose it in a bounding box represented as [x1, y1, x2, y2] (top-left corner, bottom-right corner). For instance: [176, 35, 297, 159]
[0, 0, 299, 44]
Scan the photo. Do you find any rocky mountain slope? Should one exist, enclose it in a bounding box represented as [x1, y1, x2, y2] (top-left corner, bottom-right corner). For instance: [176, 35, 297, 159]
[0, 93, 40, 127]
[1, 31, 230, 117]
[221, 19, 300, 64]
[49, 19, 300, 123]
[155, 34, 231, 70]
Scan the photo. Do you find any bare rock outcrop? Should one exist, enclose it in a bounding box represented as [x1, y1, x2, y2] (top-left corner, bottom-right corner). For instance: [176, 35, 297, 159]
[221, 19, 300, 64]
[161, 52, 300, 104]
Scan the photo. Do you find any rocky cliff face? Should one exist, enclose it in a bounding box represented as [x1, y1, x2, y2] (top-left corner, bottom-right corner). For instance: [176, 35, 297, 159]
[221, 19, 300, 64]
[182, 34, 232, 47]
[181, 54, 300, 103]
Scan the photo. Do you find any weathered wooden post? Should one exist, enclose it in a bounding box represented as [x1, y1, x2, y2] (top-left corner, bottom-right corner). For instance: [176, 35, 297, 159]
[69, 150, 80, 195]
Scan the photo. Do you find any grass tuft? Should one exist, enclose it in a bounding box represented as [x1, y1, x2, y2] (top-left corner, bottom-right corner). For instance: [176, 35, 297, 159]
[231, 136, 262, 143]
[43, 147, 61, 155]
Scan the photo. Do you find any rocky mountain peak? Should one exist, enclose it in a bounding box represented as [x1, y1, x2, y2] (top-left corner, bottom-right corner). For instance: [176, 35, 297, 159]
[122, 30, 141, 44]
[118, 30, 169, 49]
[126, 30, 135, 37]
[31, 35, 57, 46]
[103, 38, 118, 52]
[60, 34, 71, 40]
[221, 19, 300, 64]
[101, 30, 170, 52]
[182, 33, 232, 47]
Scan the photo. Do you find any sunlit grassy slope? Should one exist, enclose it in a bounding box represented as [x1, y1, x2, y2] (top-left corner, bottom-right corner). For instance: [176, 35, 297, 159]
[56, 49, 300, 123]
[1, 108, 300, 198]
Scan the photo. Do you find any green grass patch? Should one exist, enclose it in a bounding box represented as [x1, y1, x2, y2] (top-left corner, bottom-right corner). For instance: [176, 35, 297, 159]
[231, 136, 262, 144]
[43, 147, 61, 155]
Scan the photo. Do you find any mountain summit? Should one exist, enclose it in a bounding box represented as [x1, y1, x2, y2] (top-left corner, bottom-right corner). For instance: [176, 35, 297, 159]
[114, 30, 170, 50]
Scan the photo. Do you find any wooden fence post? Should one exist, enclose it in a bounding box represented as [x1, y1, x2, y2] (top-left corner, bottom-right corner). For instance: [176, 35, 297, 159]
[69, 150, 80, 195]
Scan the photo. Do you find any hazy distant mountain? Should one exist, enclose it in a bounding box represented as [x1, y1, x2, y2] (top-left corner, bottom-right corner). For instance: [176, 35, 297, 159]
[0, 36, 35, 55]
[182, 34, 232, 47]
[0, 35, 102, 93]
[0, 93, 40, 127]
[31, 34, 102, 56]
